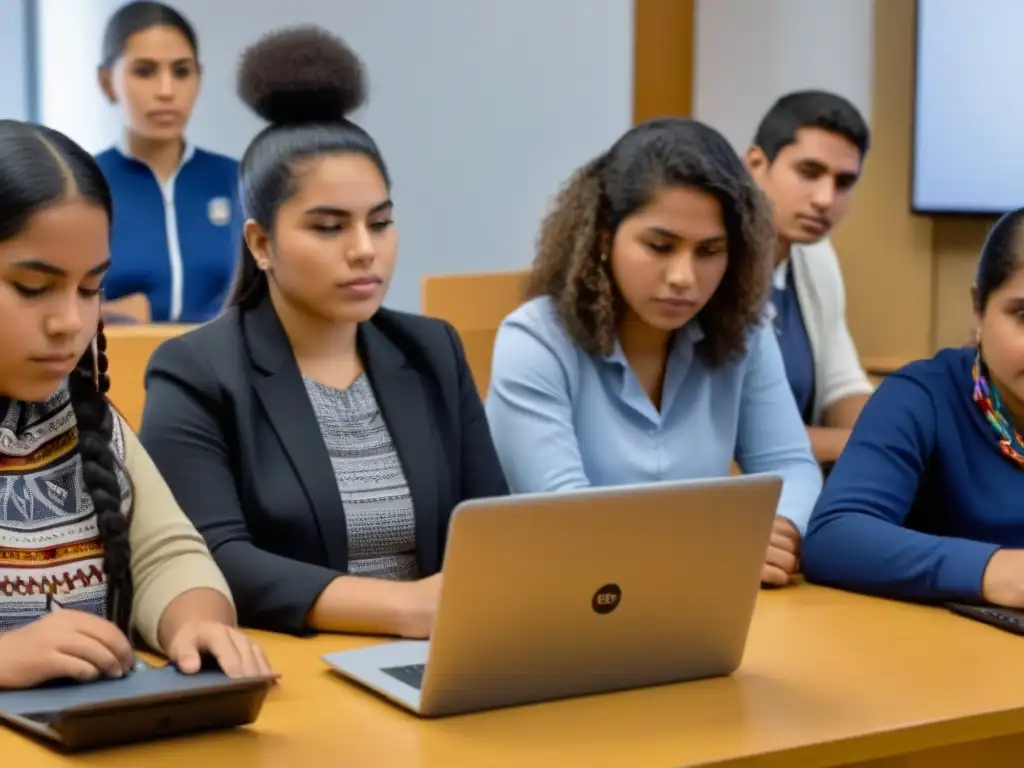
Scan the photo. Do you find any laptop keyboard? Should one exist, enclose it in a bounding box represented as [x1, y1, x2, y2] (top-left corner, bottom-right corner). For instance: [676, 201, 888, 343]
[382, 664, 425, 689]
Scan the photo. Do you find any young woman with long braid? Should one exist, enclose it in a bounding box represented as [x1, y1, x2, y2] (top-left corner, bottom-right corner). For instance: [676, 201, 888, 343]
[0, 119, 273, 688]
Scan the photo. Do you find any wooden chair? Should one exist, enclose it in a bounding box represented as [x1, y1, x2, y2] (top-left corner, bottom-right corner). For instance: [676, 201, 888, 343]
[861, 355, 909, 388]
[421, 270, 529, 397]
[105, 324, 192, 430]
[102, 293, 152, 324]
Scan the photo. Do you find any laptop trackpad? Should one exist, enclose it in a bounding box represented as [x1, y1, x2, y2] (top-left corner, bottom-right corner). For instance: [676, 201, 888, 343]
[322, 641, 431, 710]
[382, 664, 425, 689]
[323, 640, 429, 694]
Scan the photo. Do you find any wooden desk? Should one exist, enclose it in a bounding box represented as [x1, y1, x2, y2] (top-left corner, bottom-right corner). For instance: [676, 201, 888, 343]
[5, 585, 1024, 766]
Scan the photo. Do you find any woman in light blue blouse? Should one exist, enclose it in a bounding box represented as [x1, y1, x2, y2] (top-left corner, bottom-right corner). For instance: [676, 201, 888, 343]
[486, 118, 822, 586]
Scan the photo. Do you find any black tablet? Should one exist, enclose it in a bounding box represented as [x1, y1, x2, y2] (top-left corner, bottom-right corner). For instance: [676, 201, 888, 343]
[0, 661, 273, 751]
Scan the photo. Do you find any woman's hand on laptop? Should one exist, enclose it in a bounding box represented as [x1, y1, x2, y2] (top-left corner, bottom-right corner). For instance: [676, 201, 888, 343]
[761, 516, 801, 587]
[394, 573, 443, 639]
[0, 610, 135, 689]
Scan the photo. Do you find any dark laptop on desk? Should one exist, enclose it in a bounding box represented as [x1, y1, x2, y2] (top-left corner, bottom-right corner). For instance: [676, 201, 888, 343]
[0, 658, 272, 751]
[323, 473, 782, 717]
[947, 602, 1024, 635]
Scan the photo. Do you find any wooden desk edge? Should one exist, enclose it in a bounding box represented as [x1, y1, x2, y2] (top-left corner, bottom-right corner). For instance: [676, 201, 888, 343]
[745, 707, 1024, 767]
[234, 621, 1024, 768]
[7, 592, 1024, 766]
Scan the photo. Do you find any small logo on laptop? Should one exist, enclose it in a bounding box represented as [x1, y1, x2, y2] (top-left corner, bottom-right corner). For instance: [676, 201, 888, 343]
[592, 584, 621, 615]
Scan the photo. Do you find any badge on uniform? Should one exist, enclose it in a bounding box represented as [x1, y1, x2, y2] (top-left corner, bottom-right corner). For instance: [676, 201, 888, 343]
[207, 197, 231, 226]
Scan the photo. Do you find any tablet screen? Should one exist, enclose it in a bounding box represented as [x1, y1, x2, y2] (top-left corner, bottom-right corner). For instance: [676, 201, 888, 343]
[0, 662, 236, 717]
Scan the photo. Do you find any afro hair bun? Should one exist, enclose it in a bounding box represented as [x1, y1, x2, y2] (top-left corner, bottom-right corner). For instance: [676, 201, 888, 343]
[237, 26, 367, 126]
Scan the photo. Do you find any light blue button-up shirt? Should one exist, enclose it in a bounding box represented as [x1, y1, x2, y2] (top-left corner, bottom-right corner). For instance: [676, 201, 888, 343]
[484, 296, 822, 533]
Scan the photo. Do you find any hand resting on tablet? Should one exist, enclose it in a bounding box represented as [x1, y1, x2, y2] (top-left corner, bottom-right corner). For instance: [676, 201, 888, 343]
[0, 610, 276, 691]
[164, 620, 275, 680]
[0, 610, 135, 689]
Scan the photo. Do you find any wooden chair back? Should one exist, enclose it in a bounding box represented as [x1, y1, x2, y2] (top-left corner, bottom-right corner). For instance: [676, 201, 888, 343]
[103, 293, 152, 324]
[105, 324, 192, 430]
[420, 270, 530, 397]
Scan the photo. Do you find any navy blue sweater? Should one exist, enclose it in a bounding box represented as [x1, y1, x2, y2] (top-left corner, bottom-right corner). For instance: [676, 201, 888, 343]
[802, 347, 1019, 602]
[95, 145, 242, 323]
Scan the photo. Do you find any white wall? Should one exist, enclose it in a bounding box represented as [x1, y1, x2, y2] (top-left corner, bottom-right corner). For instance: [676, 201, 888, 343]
[693, 0, 874, 153]
[0, 0, 31, 121]
[36, 0, 633, 312]
[37, 0, 121, 151]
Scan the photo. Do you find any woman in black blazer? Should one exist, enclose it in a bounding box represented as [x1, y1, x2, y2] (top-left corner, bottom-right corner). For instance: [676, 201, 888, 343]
[138, 28, 508, 637]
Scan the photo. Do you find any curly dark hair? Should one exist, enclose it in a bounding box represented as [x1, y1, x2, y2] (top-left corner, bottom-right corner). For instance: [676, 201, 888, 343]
[0, 120, 133, 632]
[236, 25, 367, 126]
[526, 118, 775, 365]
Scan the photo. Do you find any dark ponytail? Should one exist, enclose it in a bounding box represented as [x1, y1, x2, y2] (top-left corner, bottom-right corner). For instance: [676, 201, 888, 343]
[226, 26, 389, 309]
[228, 241, 268, 309]
[0, 120, 133, 633]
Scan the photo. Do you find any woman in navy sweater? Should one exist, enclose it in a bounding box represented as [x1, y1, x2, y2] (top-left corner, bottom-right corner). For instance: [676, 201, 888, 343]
[802, 207, 1024, 608]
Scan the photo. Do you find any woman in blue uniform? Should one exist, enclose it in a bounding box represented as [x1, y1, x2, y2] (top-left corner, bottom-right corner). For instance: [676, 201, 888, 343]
[95, 1, 241, 323]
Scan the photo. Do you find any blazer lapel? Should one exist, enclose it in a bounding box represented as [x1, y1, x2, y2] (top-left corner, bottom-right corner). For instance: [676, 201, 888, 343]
[244, 299, 350, 571]
[359, 322, 445, 575]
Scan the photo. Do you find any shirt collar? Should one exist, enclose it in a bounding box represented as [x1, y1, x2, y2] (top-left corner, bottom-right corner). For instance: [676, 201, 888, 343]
[603, 320, 705, 366]
[772, 257, 790, 290]
[115, 138, 195, 169]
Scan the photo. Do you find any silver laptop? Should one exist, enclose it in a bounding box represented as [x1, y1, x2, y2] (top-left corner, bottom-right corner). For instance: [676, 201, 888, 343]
[322, 473, 782, 717]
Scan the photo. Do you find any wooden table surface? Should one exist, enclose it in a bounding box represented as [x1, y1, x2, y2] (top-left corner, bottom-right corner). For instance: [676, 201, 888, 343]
[6, 584, 1024, 767]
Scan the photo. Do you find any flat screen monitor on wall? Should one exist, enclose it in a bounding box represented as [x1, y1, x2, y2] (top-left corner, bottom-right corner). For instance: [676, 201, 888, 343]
[912, 0, 1024, 215]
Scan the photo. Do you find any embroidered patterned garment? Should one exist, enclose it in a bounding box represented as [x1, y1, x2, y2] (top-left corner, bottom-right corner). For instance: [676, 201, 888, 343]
[0, 384, 131, 631]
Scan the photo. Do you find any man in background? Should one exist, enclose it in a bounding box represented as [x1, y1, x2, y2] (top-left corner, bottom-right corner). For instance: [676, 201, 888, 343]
[746, 90, 874, 466]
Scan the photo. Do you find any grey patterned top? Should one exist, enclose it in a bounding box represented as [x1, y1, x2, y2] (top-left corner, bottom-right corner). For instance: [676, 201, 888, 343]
[302, 373, 418, 580]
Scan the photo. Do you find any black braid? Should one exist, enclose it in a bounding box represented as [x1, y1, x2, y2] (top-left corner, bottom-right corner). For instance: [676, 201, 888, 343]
[68, 322, 133, 633]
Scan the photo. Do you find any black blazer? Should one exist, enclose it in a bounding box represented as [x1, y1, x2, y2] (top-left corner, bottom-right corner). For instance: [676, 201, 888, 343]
[138, 297, 509, 634]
